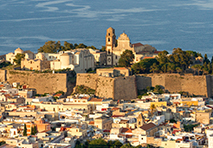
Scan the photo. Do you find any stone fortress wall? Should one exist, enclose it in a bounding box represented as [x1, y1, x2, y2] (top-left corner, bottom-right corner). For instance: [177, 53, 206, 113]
[136, 74, 210, 97]
[0, 69, 213, 99]
[0, 70, 68, 94]
[76, 73, 138, 100]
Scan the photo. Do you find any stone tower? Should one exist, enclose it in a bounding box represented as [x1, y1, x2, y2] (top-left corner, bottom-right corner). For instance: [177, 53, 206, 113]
[106, 27, 116, 66]
[137, 113, 145, 128]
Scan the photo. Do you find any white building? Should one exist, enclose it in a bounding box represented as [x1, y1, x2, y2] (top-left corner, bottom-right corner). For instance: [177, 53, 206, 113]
[6, 48, 35, 64]
[50, 49, 95, 73]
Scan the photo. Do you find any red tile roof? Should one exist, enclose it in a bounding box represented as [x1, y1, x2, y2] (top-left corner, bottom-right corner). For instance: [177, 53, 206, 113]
[132, 43, 144, 47]
[89, 98, 103, 102]
[143, 57, 155, 60]
[89, 121, 94, 125]
[4, 94, 10, 97]
[54, 93, 62, 97]
[153, 51, 162, 54]
[111, 107, 120, 111]
[172, 129, 181, 135]
[103, 130, 110, 133]
[140, 123, 156, 131]
[80, 97, 89, 100]
[114, 67, 128, 70]
[121, 128, 132, 133]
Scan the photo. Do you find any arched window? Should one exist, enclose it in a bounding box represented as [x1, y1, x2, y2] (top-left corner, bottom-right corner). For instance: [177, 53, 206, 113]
[108, 38, 110, 42]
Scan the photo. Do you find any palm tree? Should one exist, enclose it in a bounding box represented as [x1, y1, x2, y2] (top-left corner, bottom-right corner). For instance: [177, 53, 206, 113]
[150, 104, 156, 115]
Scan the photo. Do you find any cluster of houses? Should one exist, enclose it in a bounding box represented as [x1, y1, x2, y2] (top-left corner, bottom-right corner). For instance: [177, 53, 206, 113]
[4, 27, 163, 73]
[0, 81, 212, 148]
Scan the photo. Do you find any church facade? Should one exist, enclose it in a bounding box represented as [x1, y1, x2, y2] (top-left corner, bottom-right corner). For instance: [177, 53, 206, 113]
[105, 27, 159, 66]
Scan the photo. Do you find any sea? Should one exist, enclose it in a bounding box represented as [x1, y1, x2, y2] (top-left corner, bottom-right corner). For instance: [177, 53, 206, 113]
[1, 0, 213, 57]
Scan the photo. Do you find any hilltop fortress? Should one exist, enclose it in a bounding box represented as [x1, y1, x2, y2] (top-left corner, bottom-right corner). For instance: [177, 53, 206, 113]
[0, 68, 212, 99]
[76, 73, 213, 100]
[2, 27, 212, 99]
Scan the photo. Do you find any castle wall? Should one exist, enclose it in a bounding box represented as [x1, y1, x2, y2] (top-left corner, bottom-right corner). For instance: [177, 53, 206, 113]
[6, 70, 67, 94]
[76, 73, 97, 90]
[136, 74, 209, 97]
[206, 75, 213, 98]
[76, 74, 137, 100]
[0, 70, 6, 82]
[96, 76, 114, 99]
[114, 76, 137, 100]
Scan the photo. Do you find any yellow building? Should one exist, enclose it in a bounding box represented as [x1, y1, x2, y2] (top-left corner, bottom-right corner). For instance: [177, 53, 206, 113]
[150, 101, 167, 107]
[181, 101, 198, 107]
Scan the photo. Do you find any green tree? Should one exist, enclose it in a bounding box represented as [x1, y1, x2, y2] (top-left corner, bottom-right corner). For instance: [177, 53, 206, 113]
[160, 64, 167, 73]
[175, 67, 182, 73]
[132, 63, 141, 74]
[120, 143, 134, 148]
[191, 64, 203, 75]
[100, 46, 106, 51]
[118, 50, 134, 67]
[38, 41, 61, 53]
[186, 50, 202, 58]
[76, 43, 87, 49]
[33, 126, 38, 135]
[0, 141, 5, 146]
[112, 140, 123, 148]
[64, 41, 74, 50]
[150, 104, 156, 114]
[23, 124, 27, 136]
[150, 63, 160, 73]
[211, 56, 213, 64]
[167, 63, 176, 73]
[88, 138, 108, 148]
[157, 50, 168, 65]
[31, 127, 34, 135]
[14, 53, 25, 65]
[203, 54, 210, 64]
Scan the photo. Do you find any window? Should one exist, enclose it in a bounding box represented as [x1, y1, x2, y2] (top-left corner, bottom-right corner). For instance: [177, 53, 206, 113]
[115, 56, 117, 59]
[108, 33, 110, 36]
[108, 38, 110, 42]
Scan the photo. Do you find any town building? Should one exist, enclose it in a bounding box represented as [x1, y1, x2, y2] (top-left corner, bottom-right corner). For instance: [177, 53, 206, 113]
[105, 27, 159, 66]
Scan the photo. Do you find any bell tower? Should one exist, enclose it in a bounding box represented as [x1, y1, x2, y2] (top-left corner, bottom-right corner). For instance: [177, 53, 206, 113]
[106, 27, 116, 66]
[137, 113, 145, 128]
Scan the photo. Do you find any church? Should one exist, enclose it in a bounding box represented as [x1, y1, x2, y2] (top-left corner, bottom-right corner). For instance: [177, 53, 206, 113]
[105, 27, 160, 66]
